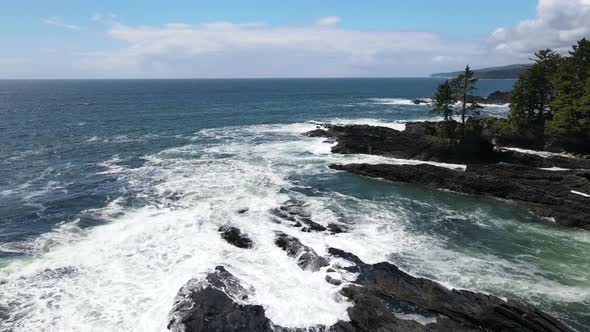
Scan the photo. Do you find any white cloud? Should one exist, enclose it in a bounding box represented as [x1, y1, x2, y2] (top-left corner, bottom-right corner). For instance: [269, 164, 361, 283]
[315, 16, 341, 26]
[488, 0, 590, 60]
[42, 16, 81, 30]
[77, 19, 478, 77]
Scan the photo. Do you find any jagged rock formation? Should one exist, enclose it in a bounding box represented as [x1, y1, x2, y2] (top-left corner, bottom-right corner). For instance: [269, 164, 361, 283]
[219, 226, 253, 249]
[169, 256, 573, 332]
[274, 231, 328, 271]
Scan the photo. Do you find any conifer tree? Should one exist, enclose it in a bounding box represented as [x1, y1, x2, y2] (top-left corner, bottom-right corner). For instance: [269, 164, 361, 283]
[451, 65, 479, 141]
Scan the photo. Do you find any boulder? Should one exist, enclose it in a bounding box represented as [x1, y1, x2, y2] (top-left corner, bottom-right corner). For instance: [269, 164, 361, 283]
[274, 232, 328, 271]
[168, 266, 272, 332]
[219, 226, 253, 249]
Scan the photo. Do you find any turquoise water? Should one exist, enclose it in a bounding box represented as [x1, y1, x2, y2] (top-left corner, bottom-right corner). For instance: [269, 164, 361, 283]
[0, 79, 588, 331]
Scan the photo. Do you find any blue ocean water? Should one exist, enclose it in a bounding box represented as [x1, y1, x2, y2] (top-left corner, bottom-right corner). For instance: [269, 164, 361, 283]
[0, 79, 588, 331]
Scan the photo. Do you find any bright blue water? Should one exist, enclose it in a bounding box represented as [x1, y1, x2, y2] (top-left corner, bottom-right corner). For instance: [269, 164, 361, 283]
[0, 79, 588, 331]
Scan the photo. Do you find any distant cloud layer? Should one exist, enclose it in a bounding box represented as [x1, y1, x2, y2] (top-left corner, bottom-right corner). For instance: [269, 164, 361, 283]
[10, 0, 590, 78]
[77, 19, 478, 78]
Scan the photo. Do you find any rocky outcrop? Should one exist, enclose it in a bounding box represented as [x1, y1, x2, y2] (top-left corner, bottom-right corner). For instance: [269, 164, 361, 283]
[485, 90, 511, 104]
[271, 201, 327, 232]
[169, 259, 572, 332]
[330, 286, 431, 332]
[313, 123, 590, 169]
[328, 248, 573, 332]
[328, 124, 497, 164]
[219, 226, 253, 249]
[329, 163, 590, 229]
[274, 232, 328, 271]
[168, 266, 272, 332]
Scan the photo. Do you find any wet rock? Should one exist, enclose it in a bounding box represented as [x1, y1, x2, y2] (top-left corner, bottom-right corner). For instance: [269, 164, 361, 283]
[330, 124, 497, 164]
[306, 129, 332, 138]
[168, 266, 272, 332]
[412, 99, 430, 105]
[329, 248, 573, 332]
[329, 163, 590, 229]
[299, 217, 327, 232]
[274, 232, 328, 271]
[330, 123, 590, 168]
[325, 275, 342, 286]
[219, 226, 253, 249]
[271, 202, 327, 233]
[331, 286, 430, 332]
[327, 223, 349, 234]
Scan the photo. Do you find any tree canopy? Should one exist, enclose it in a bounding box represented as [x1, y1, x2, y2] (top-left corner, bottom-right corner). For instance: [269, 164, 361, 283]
[509, 38, 590, 139]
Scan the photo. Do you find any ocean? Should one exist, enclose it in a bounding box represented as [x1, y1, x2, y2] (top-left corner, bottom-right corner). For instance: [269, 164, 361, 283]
[0, 78, 588, 331]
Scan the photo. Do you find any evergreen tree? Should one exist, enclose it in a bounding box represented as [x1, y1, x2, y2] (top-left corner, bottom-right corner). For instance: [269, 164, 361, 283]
[548, 38, 590, 135]
[508, 50, 560, 128]
[432, 80, 455, 122]
[451, 65, 479, 140]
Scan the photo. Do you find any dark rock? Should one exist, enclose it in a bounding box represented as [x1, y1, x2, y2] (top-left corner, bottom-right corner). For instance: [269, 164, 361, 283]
[331, 123, 590, 169]
[219, 226, 253, 249]
[271, 202, 327, 233]
[412, 99, 430, 105]
[299, 217, 327, 232]
[325, 275, 343, 286]
[274, 232, 328, 271]
[330, 123, 496, 164]
[306, 129, 332, 138]
[330, 286, 430, 332]
[237, 208, 249, 214]
[485, 90, 511, 104]
[329, 248, 573, 332]
[327, 223, 349, 234]
[168, 266, 273, 332]
[329, 163, 590, 229]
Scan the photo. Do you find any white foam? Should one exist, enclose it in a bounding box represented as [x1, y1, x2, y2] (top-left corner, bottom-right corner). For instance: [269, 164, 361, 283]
[571, 190, 590, 198]
[368, 98, 431, 106]
[1, 120, 588, 331]
[499, 147, 576, 159]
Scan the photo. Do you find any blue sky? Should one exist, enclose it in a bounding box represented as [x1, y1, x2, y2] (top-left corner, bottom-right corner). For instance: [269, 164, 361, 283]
[1, 0, 589, 78]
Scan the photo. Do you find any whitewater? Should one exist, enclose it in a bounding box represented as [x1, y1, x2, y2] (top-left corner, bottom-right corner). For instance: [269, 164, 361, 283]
[0, 79, 588, 331]
[1, 119, 588, 331]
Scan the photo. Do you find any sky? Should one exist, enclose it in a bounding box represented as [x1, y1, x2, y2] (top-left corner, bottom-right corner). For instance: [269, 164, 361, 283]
[1, 0, 590, 78]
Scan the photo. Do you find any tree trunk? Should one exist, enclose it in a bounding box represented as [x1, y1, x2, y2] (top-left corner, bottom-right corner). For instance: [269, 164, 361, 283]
[461, 91, 466, 142]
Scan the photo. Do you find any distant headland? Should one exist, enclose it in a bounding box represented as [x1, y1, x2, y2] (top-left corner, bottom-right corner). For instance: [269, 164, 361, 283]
[431, 64, 529, 79]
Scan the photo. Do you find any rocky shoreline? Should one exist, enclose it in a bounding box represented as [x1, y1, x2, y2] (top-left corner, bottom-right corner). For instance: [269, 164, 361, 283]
[307, 121, 590, 229]
[164, 120, 586, 331]
[167, 237, 574, 332]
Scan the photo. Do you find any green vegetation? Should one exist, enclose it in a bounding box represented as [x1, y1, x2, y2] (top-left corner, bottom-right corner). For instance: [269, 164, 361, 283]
[431, 80, 455, 121]
[509, 38, 590, 151]
[451, 65, 479, 140]
[432, 38, 590, 153]
[431, 65, 479, 141]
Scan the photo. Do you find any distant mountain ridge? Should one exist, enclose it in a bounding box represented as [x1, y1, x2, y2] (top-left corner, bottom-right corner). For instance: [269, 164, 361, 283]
[431, 64, 530, 79]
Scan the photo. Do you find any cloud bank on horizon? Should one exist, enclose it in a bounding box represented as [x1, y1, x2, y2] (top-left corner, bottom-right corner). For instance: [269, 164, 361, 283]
[5, 0, 590, 78]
